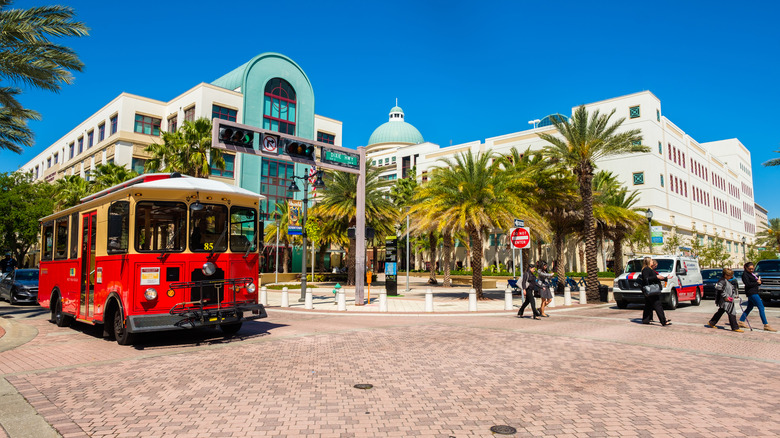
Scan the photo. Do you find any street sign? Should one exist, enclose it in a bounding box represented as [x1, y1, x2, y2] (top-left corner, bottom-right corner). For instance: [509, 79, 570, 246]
[514, 219, 525, 228]
[509, 227, 531, 249]
[262, 134, 278, 154]
[322, 148, 360, 169]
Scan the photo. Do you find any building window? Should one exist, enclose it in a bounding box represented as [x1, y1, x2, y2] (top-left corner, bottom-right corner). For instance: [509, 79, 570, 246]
[317, 131, 335, 144]
[134, 114, 161, 135]
[47, 157, 52, 168]
[69, 142, 75, 159]
[98, 123, 105, 142]
[184, 106, 195, 122]
[658, 142, 662, 154]
[53, 152, 58, 164]
[168, 116, 177, 133]
[210, 154, 234, 178]
[392, 156, 396, 163]
[263, 78, 296, 135]
[660, 174, 664, 187]
[629, 106, 640, 119]
[212, 105, 237, 122]
[110, 115, 118, 135]
[656, 109, 660, 122]
[87, 130, 94, 149]
[78, 137, 83, 154]
[260, 158, 295, 221]
[632, 172, 644, 185]
[402, 156, 411, 178]
[131, 158, 146, 174]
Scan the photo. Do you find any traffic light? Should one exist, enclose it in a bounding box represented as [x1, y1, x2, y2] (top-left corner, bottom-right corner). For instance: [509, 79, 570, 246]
[282, 138, 316, 161]
[218, 126, 255, 149]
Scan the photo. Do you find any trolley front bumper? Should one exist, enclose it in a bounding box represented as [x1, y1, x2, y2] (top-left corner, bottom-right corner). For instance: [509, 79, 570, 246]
[127, 302, 267, 333]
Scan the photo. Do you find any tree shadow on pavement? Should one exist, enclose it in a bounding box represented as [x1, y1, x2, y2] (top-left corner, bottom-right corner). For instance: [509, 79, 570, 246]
[0, 304, 50, 319]
[129, 320, 288, 350]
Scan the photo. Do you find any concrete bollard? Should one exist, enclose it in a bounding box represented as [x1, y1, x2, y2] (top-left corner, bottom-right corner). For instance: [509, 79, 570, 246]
[379, 289, 388, 312]
[504, 286, 513, 311]
[337, 288, 346, 311]
[469, 288, 477, 312]
[425, 288, 434, 312]
[260, 286, 268, 306]
[607, 289, 614, 303]
[305, 289, 313, 309]
[281, 287, 289, 307]
[564, 287, 572, 306]
[579, 288, 587, 305]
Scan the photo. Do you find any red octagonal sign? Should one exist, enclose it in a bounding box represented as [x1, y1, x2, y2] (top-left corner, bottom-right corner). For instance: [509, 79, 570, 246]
[510, 227, 531, 249]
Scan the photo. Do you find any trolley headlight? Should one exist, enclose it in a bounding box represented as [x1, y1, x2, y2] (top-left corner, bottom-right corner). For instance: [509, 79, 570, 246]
[202, 262, 217, 276]
[144, 288, 158, 301]
[246, 282, 256, 294]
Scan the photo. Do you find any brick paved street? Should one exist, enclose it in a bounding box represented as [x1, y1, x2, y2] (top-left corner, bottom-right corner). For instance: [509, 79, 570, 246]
[1, 298, 778, 437]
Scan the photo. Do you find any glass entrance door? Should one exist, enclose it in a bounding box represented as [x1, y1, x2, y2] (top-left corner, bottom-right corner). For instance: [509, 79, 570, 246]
[80, 211, 97, 319]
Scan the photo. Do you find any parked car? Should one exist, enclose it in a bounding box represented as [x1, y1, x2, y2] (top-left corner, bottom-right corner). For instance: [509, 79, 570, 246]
[0, 269, 39, 304]
[701, 268, 739, 299]
[733, 269, 745, 291]
[755, 259, 780, 301]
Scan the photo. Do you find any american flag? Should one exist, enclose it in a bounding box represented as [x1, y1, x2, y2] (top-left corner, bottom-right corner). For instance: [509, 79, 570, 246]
[308, 166, 317, 198]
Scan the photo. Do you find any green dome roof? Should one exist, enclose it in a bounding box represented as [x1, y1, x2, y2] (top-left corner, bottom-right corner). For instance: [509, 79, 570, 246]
[367, 105, 424, 146]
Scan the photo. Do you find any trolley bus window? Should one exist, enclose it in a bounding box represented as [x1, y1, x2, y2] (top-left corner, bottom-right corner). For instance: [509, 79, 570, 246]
[54, 217, 69, 260]
[230, 206, 257, 252]
[135, 201, 187, 252]
[42, 221, 54, 261]
[70, 213, 79, 259]
[190, 204, 228, 252]
[107, 201, 130, 253]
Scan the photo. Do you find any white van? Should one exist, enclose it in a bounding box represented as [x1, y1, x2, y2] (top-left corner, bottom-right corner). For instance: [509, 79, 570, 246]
[612, 255, 703, 310]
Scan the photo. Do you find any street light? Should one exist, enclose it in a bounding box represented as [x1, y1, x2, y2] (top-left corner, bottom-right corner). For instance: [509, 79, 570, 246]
[528, 119, 541, 129]
[288, 169, 325, 302]
[405, 207, 410, 293]
[274, 213, 280, 285]
[742, 236, 747, 262]
[645, 208, 654, 254]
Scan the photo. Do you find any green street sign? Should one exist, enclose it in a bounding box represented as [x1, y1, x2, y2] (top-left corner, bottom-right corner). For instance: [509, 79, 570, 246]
[322, 148, 359, 169]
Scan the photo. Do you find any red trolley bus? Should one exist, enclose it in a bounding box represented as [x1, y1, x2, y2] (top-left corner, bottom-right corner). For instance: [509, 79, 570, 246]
[38, 173, 267, 345]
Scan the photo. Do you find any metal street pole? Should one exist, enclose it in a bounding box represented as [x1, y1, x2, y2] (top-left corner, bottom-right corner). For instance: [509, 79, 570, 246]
[405, 211, 410, 293]
[300, 179, 309, 302]
[274, 217, 280, 284]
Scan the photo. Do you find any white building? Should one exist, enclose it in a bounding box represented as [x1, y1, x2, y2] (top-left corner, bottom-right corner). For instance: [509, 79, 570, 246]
[366, 91, 758, 269]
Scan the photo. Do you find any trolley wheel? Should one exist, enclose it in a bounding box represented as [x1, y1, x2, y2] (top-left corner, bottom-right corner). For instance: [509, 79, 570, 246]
[52, 297, 72, 327]
[113, 307, 134, 346]
[665, 289, 679, 310]
[616, 300, 628, 309]
[220, 322, 242, 336]
[691, 287, 702, 306]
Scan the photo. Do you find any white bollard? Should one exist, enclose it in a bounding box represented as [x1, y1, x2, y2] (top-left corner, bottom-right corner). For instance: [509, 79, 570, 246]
[469, 288, 477, 312]
[579, 287, 587, 305]
[281, 287, 289, 307]
[260, 286, 268, 306]
[305, 289, 313, 309]
[504, 286, 513, 311]
[425, 288, 434, 312]
[379, 289, 387, 312]
[564, 287, 572, 306]
[337, 289, 346, 311]
[607, 289, 614, 303]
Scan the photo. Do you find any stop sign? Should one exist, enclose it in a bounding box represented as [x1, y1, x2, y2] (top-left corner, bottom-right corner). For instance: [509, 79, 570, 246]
[510, 227, 531, 249]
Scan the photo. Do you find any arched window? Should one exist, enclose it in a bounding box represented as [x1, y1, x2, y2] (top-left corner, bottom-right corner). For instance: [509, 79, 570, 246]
[263, 78, 296, 135]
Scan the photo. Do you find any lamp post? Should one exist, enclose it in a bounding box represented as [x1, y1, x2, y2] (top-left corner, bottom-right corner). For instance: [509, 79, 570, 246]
[528, 119, 541, 129]
[288, 170, 325, 302]
[742, 236, 747, 263]
[405, 207, 410, 293]
[274, 213, 280, 285]
[645, 208, 654, 254]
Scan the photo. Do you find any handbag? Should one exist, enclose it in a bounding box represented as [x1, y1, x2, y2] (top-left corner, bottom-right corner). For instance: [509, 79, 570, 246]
[642, 283, 661, 296]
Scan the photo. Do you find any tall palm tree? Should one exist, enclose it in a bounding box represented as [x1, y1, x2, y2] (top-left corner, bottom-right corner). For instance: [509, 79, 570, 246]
[263, 202, 300, 274]
[312, 163, 397, 285]
[756, 218, 780, 253]
[0, 1, 88, 152]
[538, 106, 646, 300]
[53, 174, 90, 210]
[145, 118, 224, 178]
[763, 150, 780, 167]
[89, 162, 138, 192]
[412, 150, 539, 298]
[592, 171, 645, 275]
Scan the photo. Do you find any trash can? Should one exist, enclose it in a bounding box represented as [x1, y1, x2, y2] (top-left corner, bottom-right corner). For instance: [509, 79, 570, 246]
[598, 284, 609, 302]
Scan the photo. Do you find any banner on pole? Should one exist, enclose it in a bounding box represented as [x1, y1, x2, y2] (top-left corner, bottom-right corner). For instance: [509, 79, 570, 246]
[288, 199, 302, 235]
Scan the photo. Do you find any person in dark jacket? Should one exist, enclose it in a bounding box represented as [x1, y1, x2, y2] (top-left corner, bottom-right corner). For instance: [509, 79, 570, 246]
[641, 257, 671, 326]
[517, 263, 540, 320]
[739, 262, 776, 332]
[536, 261, 554, 317]
[0, 252, 17, 274]
[707, 268, 742, 332]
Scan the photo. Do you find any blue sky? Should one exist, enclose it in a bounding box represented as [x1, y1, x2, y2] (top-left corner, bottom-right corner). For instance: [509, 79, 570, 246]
[6, 0, 780, 217]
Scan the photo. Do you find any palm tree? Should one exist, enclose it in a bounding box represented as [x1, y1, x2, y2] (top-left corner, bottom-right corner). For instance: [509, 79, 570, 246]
[538, 106, 646, 300]
[263, 202, 299, 274]
[145, 118, 224, 178]
[89, 162, 138, 192]
[756, 218, 780, 253]
[0, 1, 88, 153]
[312, 163, 397, 285]
[53, 175, 90, 210]
[412, 150, 539, 298]
[763, 150, 780, 167]
[592, 171, 645, 276]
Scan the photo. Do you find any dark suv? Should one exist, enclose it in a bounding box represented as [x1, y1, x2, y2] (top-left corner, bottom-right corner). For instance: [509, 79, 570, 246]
[755, 259, 780, 301]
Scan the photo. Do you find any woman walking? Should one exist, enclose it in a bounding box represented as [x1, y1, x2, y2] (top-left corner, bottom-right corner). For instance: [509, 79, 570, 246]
[517, 263, 540, 320]
[739, 262, 776, 332]
[707, 268, 743, 332]
[641, 257, 671, 326]
[537, 261, 554, 317]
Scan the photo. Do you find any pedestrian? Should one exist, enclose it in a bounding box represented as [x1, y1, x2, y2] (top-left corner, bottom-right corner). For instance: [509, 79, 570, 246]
[536, 261, 554, 317]
[517, 263, 541, 320]
[739, 262, 776, 332]
[707, 268, 743, 332]
[0, 252, 17, 274]
[641, 257, 672, 326]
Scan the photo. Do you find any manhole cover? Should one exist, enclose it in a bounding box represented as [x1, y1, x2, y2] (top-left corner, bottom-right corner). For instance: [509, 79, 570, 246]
[353, 384, 373, 390]
[490, 425, 517, 435]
